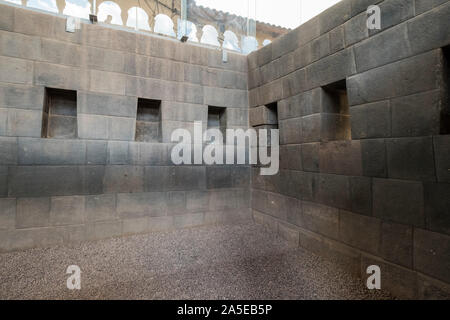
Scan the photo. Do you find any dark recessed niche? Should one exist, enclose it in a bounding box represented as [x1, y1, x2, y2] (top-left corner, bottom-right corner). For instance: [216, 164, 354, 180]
[42, 88, 77, 139]
[441, 45, 450, 135]
[135, 98, 162, 142]
[322, 79, 351, 140]
[207, 106, 227, 136]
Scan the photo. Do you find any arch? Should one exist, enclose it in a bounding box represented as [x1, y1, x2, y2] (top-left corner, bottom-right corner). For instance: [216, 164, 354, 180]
[263, 39, 272, 46]
[223, 30, 240, 52]
[98, 1, 123, 26]
[241, 36, 258, 54]
[126, 7, 151, 31]
[177, 19, 199, 43]
[200, 25, 220, 47]
[26, 0, 58, 13]
[63, 0, 91, 19]
[154, 14, 176, 37]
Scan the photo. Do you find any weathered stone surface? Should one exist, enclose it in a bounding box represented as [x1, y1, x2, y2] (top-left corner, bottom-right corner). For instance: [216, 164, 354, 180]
[380, 221, 413, 268]
[350, 101, 391, 139]
[18, 138, 85, 165]
[0, 56, 33, 85]
[86, 194, 117, 222]
[373, 178, 424, 227]
[103, 166, 144, 194]
[347, 50, 442, 106]
[391, 90, 441, 137]
[424, 183, 450, 235]
[0, 137, 17, 165]
[433, 135, 450, 183]
[344, 12, 368, 46]
[414, 228, 450, 283]
[349, 176, 372, 216]
[407, 1, 450, 55]
[301, 143, 319, 172]
[78, 92, 137, 118]
[0, 198, 15, 230]
[339, 210, 380, 254]
[316, 173, 351, 210]
[361, 139, 388, 178]
[302, 201, 339, 239]
[16, 197, 50, 229]
[319, 141, 362, 176]
[50, 196, 86, 226]
[386, 137, 436, 182]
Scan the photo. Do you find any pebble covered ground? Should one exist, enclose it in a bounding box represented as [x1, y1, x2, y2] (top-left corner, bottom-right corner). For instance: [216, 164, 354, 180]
[0, 223, 393, 300]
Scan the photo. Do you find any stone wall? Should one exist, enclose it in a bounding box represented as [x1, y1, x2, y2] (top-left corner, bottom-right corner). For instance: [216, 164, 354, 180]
[0, 4, 251, 251]
[248, 0, 450, 299]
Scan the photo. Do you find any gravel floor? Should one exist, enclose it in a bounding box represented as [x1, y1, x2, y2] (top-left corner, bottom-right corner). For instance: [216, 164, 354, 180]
[0, 223, 392, 300]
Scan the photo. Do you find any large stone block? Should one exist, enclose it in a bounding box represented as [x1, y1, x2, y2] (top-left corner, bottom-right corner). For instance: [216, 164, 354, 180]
[161, 101, 207, 123]
[86, 140, 107, 165]
[16, 197, 50, 229]
[0, 30, 41, 60]
[166, 191, 187, 216]
[357, 13, 413, 70]
[349, 176, 372, 216]
[82, 46, 125, 73]
[80, 166, 105, 195]
[280, 145, 302, 171]
[319, 141, 363, 176]
[316, 173, 351, 210]
[109, 116, 135, 141]
[18, 138, 86, 165]
[424, 183, 450, 235]
[0, 166, 7, 196]
[50, 196, 86, 226]
[386, 137, 436, 182]
[40, 38, 82, 67]
[350, 100, 391, 139]
[117, 192, 166, 218]
[310, 34, 330, 62]
[78, 92, 137, 118]
[0, 198, 15, 230]
[285, 196, 303, 227]
[186, 190, 209, 212]
[301, 143, 319, 172]
[414, 228, 450, 283]
[305, 48, 356, 90]
[281, 69, 307, 98]
[391, 90, 441, 137]
[0, 56, 33, 85]
[0, 108, 6, 136]
[329, 25, 345, 53]
[6, 109, 42, 138]
[433, 135, 450, 183]
[34, 62, 88, 91]
[302, 201, 339, 239]
[373, 178, 424, 227]
[0, 84, 44, 111]
[0, 4, 14, 31]
[380, 221, 413, 268]
[251, 189, 268, 214]
[129, 143, 169, 166]
[0, 137, 17, 165]
[266, 192, 288, 220]
[13, 8, 54, 37]
[361, 139, 388, 178]
[103, 166, 144, 194]
[86, 194, 117, 222]
[318, 0, 351, 34]
[203, 87, 248, 109]
[344, 12, 368, 46]
[122, 217, 149, 235]
[77, 114, 108, 140]
[339, 210, 380, 254]
[279, 118, 302, 145]
[8, 166, 84, 197]
[347, 50, 442, 105]
[89, 70, 127, 96]
[108, 141, 130, 165]
[407, 1, 450, 55]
